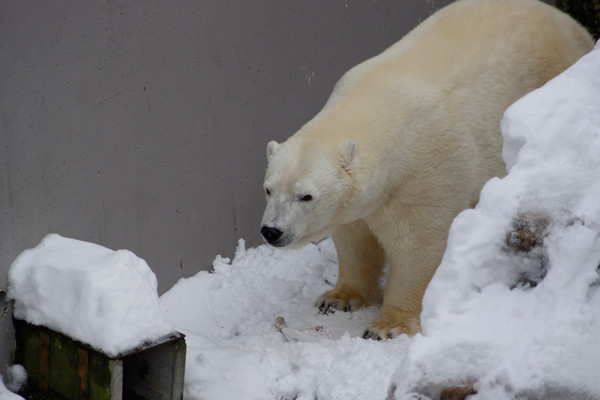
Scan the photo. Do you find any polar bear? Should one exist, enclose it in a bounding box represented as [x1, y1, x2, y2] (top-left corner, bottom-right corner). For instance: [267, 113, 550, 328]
[260, 0, 593, 339]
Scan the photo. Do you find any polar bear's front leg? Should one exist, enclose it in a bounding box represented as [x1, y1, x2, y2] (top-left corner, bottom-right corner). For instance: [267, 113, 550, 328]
[362, 204, 449, 339]
[362, 260, 430, 339]
[316, 219, 385, 314]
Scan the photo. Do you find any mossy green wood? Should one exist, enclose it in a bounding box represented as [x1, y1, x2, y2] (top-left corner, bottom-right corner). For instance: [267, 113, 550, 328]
[48, 331, 78, 399]
[13, 319, 185, 400]
[14, 321, 40, 389]
[13, 320, 121, 400]
[88, 352, 121, 400]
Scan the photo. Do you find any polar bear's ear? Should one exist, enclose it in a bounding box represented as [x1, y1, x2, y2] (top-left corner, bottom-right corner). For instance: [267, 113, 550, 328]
[266, 140, 280, 160]
[340, 139, 356, 166]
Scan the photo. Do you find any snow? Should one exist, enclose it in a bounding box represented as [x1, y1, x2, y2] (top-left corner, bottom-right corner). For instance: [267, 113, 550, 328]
[7, 233, 174, 357]
[4, 40, 599, 400]
[3, 365, 26, 395]
[0, 379, 23, 400]
[160, 239, 411, 400]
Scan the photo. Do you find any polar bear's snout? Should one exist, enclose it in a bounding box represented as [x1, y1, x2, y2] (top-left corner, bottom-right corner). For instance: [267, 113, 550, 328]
[261, 226, 284, 245]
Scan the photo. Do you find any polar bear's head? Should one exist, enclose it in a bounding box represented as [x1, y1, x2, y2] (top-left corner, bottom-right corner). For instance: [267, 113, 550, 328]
[260, 138, 357, 248]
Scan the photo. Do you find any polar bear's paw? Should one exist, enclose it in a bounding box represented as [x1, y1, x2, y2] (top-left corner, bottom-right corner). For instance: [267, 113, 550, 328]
[362, 309, 421, 340]
[315, 287, 370, 314]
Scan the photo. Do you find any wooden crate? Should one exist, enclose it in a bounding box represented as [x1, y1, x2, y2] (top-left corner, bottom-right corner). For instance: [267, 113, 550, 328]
[13, 319, 185, 400]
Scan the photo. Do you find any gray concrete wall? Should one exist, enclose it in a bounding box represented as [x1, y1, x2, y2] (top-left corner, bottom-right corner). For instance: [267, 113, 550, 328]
[0, 0, 455, 378]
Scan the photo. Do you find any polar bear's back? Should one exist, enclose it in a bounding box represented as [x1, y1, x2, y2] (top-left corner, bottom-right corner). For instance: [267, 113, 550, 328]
[327, 0, 592, 104]
[374, 0, 592, 84]
[316, 0, 594, 164]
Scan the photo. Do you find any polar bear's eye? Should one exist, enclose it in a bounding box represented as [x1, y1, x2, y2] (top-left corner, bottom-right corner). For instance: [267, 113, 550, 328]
[265, 188, 271, 196]
[300, 194, 313, 202]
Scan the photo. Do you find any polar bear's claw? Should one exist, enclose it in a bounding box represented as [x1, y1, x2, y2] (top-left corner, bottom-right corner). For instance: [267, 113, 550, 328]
[362, 328, 403, 340]
[363, 310, 421, 340]
[316, 291, 368, 315]
[316, 287, 370, 315]
[362, 327, 400, 341]
[316, 299, 338, 315]
[316, 298, 355, 314]
[362, 329, 383, 341]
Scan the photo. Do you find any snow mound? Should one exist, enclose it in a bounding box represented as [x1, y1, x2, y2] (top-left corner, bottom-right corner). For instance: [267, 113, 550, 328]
[390, 42, 600, 399]
[0, 365, 26, 400]
[160, 239, 411, 400]
[8, 234, 174, 357]
[3, 365, 26, 395]
[0, 378, 24, 400]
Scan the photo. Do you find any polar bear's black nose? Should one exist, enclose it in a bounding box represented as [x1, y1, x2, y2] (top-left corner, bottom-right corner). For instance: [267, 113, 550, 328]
[261, 226, 283, 244]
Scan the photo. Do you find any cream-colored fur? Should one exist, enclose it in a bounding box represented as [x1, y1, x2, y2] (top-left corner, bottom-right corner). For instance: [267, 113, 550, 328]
[261, 0, 593, 339]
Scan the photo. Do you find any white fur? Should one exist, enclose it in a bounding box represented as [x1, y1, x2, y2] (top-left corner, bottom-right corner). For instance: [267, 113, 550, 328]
[261, 0, 594, 338]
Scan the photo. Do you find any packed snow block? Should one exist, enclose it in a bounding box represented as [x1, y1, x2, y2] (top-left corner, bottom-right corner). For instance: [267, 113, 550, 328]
[13, 319, 186, 400]
[8, 234, 185, 399]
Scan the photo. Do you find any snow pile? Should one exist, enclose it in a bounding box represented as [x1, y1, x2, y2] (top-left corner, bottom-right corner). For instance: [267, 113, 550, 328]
[8, 234, 174, 357]
[160, 239, 411, 400]
[2, 366, 26, 396]
[0, 379, 23, 400]
[0, 365, 26, 400]
[390, 42, 600, 399]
